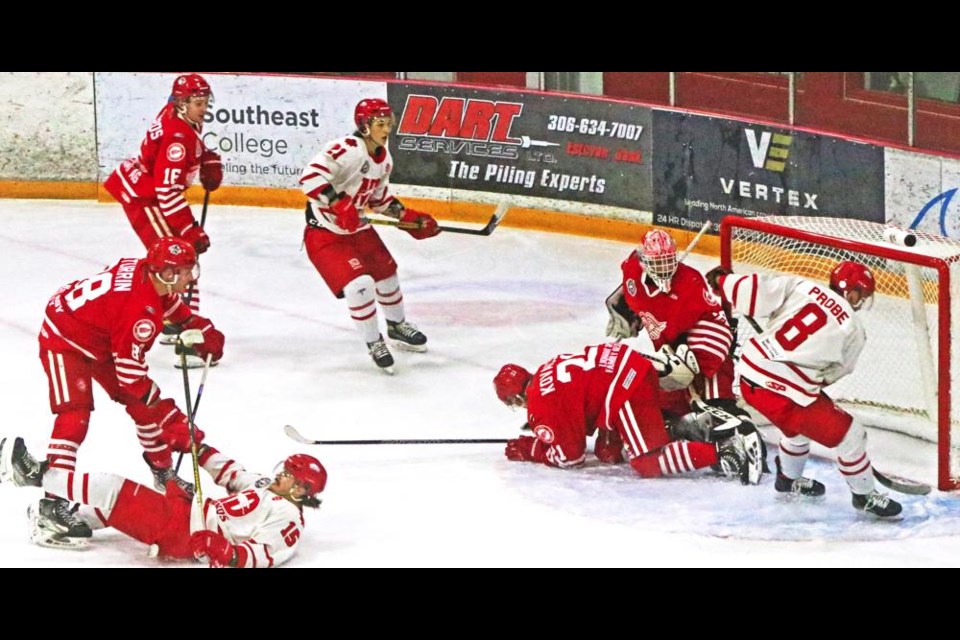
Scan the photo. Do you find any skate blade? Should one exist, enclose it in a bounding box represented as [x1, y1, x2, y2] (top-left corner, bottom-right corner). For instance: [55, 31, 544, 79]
[774, 492, 827, 504]
[30, 528, 89, 550]
[388, 340, 428, 353]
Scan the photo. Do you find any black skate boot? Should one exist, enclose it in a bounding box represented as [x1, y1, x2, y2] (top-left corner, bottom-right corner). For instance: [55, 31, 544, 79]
[143, 453, 195, 497]
[774, 456, 826, 498]
[367, 336, 395, 374]
[29, 497, 93, 545]
[387, 319, 428, 352]
[852, 491, 903, 518]
[0, 436, 47, 487]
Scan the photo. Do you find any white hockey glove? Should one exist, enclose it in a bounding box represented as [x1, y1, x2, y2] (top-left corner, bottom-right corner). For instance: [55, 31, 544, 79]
[605, 286, 638, 340]
[650, 344, 700, 391]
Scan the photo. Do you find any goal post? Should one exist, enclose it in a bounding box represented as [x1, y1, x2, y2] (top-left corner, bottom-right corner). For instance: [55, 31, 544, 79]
[720, 214, 960, 491]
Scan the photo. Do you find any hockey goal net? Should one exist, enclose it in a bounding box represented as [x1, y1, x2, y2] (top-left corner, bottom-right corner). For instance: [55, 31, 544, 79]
[721, 215, 960, 491]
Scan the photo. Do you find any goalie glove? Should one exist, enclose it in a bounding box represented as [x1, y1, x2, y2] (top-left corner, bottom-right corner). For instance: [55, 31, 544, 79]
[649, 344, 699, 391]
[604, 286, 638, 340]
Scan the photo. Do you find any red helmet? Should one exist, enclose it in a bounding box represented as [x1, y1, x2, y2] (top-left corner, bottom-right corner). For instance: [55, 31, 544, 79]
[145, 237, 197, 273]
[638, 229, 678, 293]
[283, 454, 327, 496]
[493, 364, 532, 406]
[830, 260, 876, 309]
[354, 98, 393, 132]
[171, 73, 212, 100]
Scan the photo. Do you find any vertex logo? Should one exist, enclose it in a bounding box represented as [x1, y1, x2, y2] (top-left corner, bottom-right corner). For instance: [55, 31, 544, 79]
[745, 128, 792, 172]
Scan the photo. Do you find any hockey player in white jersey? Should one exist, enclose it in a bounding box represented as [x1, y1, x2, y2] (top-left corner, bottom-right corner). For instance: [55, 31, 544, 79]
[299, 98, 441, 373]
[708, 260, 902, 517]
[0, 436, 326, 566]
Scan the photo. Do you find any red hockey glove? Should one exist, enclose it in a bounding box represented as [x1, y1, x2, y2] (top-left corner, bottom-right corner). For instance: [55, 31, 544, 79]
[594, 429, 624, 464]
[190, 530, 236, 568]
[180, 315, 225, 362]
[182, 223, 211, 254]
[199, 149, 223, 192]
[330, 196, 360, 233]
[126, 397, 182, 428]
[158, 412, 205, 453]
[505, 436, 545, 462]
[399, 209, 440, 240]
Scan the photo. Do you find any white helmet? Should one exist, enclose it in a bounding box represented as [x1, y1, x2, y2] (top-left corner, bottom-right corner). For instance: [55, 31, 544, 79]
[638, 229, 678, 293]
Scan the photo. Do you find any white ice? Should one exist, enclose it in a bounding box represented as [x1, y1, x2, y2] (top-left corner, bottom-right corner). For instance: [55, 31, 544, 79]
[1, 199, 958, 568]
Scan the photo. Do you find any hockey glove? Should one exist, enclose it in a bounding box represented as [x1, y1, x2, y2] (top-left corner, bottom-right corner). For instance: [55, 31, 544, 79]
[650, 344, 700, 391]
[179, 315, 224, 362]
[605, 286, 639, 339]
[158, 413, 205, 453]
[182, 223, 211, 254]
[594, 428, 624, 463]
[704, 265, 731, 296]
[399, 209, 440, 240]
[190, 530, 237, 568]
[505, 435, 545, 462]
[199, 149, 223, 192]
[330, 196, 361, 233]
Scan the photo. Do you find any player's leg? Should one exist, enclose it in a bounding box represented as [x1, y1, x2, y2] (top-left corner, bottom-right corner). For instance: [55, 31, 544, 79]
[360, 230, 428, 352]
[304, 226, 393, 372]
[37, 349, 94, 539]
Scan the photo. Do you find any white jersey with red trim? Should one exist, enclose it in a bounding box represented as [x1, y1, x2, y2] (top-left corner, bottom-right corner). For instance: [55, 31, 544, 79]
[299, 134, 395, 235]
[719, 272, 865, 406]
[192, 447, 306, 568]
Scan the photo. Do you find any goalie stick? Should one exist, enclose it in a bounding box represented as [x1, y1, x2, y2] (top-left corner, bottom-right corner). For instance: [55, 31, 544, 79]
[284, 425, 507, 446]
[737, 314, 931, 495]
[368, 202, 508, 236]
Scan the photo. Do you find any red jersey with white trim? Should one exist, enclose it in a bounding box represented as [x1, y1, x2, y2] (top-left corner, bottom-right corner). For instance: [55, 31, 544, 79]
[299, 134, 395, 235]
[38, 258, 192, 401]
[620, 258, 733, 381]
[194, 447, 305, 568]
[109, 104, 204, 234]
[718, 272, 866, 406]
[525, 343, 659, 468]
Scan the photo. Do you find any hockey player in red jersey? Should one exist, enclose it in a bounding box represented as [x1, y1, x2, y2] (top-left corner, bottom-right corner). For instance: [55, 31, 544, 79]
[0, 436, 325, 567]
[103, 73, 223, 365]
[708, 261, 902, 517]
[299, 98, 441, 374]
[33, 237, 225, 545]
[493, 342, 761, 482]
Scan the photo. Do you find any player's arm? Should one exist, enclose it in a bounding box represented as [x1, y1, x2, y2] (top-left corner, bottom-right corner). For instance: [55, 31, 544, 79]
[197, 444, 265, 492]
[505, 420, 587, 468]
[715, 271, 795, 321]
[191, 516, 300, 568]
[110, 313, 158, 401]
[152, 136, 197, 235]
[683, 309, 734, 379]
[822, 323, 867, 385]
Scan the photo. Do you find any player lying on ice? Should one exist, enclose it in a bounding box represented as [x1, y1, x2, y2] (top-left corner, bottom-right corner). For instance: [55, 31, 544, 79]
[493, 341, 764, 482]
[0, 433, 327, 567]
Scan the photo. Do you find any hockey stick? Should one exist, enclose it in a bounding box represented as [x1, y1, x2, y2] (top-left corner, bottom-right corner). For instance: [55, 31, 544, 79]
[182, 190, 209, 309]
[739, 313, 931, 495]
[175, 353, 213, 474]
[284, 425, 506, 446]
[679, 219, 713, 263]
[368, 202, 508, 236]
[175, 337, 204, 505]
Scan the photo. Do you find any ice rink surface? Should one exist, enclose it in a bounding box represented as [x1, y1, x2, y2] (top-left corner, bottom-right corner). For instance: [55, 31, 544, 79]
[1, 199, 958, 568]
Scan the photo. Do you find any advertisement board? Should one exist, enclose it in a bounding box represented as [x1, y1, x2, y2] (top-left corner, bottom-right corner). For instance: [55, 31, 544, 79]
[653, 111, 885, 233]
[388, 83, 653, 209]
[95, 72, 386, 188]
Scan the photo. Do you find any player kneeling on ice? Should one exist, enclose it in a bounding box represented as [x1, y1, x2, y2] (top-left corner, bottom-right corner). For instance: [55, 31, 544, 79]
[493, 342, 762, 483]
[0, 433, 326, 567]
[707, 260, 902, 518]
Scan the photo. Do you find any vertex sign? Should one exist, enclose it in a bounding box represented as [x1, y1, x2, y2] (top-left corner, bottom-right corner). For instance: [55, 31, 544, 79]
[745, 128, 792, 172]
[652, 110, 885, 229]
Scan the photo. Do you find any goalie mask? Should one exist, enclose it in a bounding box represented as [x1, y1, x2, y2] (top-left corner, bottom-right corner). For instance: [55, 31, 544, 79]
[494, 364, 532, 408]
[638, 229, 678, 294]
[829, 261, 875, 310]
[145, 237, 199, 286]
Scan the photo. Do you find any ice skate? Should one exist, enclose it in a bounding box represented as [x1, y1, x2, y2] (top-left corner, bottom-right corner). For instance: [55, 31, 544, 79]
[387, 319, 428, 353]
[367, 336, 395, 374]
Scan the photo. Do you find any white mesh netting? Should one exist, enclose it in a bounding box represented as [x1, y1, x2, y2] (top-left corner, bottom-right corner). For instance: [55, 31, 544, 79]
[726, 215, 960, 488]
